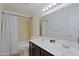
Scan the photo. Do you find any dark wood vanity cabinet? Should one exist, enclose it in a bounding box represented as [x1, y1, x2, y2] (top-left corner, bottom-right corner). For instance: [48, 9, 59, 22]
[29, 41, 41, 56]
[29, 41, 54, 56]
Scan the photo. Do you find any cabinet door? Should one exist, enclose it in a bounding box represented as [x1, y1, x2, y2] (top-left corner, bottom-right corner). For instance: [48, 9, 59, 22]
[29, 41, 40, 56]
[33, 44, 40, 56]
[29, 41, 33, 56]
[29, 41, 35, 56]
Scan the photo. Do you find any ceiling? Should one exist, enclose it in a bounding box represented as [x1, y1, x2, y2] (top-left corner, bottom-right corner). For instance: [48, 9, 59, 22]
[2, 3, 61, 16]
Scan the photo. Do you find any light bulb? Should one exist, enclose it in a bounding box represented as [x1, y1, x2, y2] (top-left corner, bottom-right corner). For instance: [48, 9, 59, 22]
[45, 7, 48, 10]
[48, 4, 52, 8]
[53, 3, 56, 5]
[43, 9, 45, 12]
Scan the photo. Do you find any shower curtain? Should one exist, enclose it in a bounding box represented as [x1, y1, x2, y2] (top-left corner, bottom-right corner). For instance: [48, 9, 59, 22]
[0, 12, 19, 55]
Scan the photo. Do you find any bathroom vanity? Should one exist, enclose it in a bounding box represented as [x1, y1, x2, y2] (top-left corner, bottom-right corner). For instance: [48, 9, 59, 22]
[29, 37, 79, 56]
[29, 41, 53, 56]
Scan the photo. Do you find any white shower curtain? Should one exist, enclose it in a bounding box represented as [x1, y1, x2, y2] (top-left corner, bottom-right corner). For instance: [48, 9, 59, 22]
[0, 12, 19, 55]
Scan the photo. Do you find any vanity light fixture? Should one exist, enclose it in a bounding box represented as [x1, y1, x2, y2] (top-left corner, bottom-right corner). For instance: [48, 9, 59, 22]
[43, 6, 50, 12]
[43, 3, 56, 12]
[43, 7, 48, 12]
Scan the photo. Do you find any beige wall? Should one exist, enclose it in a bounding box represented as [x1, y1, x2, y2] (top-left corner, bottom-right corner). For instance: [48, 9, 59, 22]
[28, 18, 33, 38]
[18, 17, 33, 41]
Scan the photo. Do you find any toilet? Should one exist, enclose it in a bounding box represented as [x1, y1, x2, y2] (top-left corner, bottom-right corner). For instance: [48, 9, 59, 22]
[17, 41, 29, 56]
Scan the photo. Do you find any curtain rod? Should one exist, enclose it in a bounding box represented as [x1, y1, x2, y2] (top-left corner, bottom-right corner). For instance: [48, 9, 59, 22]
[1, 11, 31, 18]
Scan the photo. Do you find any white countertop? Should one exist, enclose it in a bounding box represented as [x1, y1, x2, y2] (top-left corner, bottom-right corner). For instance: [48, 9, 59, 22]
[29, 37, 79, 56]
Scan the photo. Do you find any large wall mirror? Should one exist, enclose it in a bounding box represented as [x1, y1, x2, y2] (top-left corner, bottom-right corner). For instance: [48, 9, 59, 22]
[40, 3, 79, 42]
